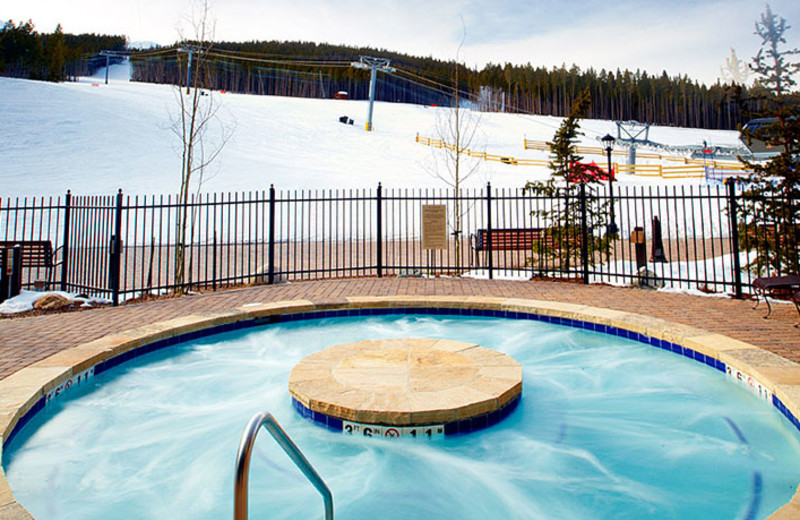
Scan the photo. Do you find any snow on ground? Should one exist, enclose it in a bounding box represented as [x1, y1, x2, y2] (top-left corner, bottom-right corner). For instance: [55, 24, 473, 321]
[0, 60, 742, 198]
[0, 290, 109, 314]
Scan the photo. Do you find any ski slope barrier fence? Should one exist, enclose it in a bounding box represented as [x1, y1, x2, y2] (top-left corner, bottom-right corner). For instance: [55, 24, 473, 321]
[521, 139, 750, 179]
[418, 136, 749, 179]
[416, 135, 550, 167]
[0, 184, 790, 304]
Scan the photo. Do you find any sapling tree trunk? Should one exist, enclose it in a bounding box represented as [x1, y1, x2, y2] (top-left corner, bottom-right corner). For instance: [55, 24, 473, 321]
[171, 0, 234, 293]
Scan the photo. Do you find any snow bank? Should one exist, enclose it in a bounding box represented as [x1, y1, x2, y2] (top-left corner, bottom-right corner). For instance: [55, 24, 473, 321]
[0, 61, 742, 198]
[0, 290, 109, 315]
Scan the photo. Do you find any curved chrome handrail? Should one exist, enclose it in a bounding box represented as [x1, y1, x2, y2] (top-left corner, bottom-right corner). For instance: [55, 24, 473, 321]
[234, 411, 334, 520]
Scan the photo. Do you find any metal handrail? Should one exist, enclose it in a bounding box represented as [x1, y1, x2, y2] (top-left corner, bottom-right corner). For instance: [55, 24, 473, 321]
[234, 411, 334, 520]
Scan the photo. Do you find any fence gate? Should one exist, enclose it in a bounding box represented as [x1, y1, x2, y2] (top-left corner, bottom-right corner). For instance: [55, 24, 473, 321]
[62, 192, 123, 304]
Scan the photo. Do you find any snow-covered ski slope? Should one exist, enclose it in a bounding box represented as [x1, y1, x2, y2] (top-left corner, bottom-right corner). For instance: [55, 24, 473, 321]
[0, 62, 742, 197]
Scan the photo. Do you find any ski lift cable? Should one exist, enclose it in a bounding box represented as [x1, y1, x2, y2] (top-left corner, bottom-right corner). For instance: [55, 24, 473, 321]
[133, 46, 182, 58]
[206, 48, 353, 67]
[394, 61, 623, 138]
[204, 51, 351, 67]
[396, 65, 568, 131]
[385, 72, 473, 102]
[392, 68, 478, 103]
[203, 46, 361, 62]
[133, 45, 353, 67]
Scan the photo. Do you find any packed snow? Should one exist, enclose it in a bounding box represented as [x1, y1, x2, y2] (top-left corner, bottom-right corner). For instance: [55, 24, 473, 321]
[0, 60, 742, 198]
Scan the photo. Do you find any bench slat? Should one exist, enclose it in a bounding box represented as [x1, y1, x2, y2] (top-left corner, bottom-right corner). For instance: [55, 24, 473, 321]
[473, 228, 576, 251]
[0, 241, 54, 268]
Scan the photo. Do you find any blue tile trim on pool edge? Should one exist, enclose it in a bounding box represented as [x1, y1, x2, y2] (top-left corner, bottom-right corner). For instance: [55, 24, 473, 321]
[291, 394, 522, 437]
[773, 395, 800, 431]
[6, 304, 800, 448]
[3, 395, 45, 448]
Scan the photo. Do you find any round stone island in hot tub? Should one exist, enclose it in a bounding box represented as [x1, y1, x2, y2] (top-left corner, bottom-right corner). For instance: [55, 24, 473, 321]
[289, 338, 522, 437]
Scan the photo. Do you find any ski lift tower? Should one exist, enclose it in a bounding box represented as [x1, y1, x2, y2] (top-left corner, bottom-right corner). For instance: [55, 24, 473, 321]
[351, 56, 395, 131]
[615, 121, 653, 165]
[99, 50, 132, 85]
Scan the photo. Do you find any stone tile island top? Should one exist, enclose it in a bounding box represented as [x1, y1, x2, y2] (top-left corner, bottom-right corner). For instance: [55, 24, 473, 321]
[288, 338, 523, 427]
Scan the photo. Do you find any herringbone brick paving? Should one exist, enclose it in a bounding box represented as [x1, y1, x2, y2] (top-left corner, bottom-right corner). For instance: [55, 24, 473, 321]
[1, 278, 798, 381]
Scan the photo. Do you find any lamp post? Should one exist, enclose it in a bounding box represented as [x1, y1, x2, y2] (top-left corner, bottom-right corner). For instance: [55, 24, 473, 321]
[601, 134, 618, 235]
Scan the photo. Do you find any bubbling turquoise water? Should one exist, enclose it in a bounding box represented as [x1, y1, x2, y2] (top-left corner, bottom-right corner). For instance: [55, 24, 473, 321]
[4, 314, 800, 520]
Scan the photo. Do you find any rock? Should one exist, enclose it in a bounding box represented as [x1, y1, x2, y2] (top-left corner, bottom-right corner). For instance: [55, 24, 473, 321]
[33, 293, 72, 310]
[631, 267, 665, 290]
[398, 269, 423, 278]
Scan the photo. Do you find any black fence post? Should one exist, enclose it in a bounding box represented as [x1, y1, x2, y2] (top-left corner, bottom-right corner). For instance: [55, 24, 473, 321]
[728, 181, 743, 299]
[10, 245, 23, 298]
[268, 184, 276, 285]
[486, 182, 493, 280]
[109, 189, 123, 306]
[60, 190, 71, 291]
[212, 232, 218, 292]
[0, 248, 8, 303]
[580, 183, 589, 284]
[376, 183, 383, 278]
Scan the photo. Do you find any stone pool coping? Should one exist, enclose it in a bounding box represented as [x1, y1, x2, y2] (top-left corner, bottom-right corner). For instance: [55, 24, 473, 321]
[2, 295, 800, 519]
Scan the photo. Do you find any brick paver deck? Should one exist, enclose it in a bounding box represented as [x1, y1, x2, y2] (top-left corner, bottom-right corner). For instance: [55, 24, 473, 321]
[1, 278, 799, 382]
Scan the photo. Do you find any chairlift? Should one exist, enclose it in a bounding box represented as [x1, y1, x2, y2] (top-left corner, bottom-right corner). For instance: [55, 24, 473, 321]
[740, 118, 781, 159]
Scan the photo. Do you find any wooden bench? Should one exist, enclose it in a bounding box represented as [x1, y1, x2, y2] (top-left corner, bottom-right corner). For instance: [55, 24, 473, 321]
[0, 240, 55, 269]
[0, 241, 57, 292]
[471, 228, 578, 267]
[745, 223, 800, 249]
[752, 275, 800, 325]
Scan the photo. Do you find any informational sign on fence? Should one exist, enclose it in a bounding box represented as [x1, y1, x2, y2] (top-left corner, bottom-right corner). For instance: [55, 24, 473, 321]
[421, 205, 447, 250]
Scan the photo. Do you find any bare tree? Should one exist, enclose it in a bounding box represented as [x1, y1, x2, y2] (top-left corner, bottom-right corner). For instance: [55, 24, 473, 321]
[428, 18, 485, 271]
[170, 0, 235, 292]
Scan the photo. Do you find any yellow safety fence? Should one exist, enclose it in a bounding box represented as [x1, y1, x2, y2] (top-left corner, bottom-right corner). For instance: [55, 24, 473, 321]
[615, 164, 703, 178]
[522, 138, 749, 178]
[416, 135, 550, 167]
[418, 136, 750, 179]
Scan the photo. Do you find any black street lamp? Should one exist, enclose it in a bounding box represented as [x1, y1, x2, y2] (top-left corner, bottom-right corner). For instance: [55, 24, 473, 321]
[601, 134, 619, 235]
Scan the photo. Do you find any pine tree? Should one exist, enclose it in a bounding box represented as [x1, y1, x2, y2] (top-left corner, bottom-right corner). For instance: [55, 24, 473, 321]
[738, 5, 800, 277]
[44, 24, 66, 82]
[738, 108, 800, 276]
[525, 88, 613, 276]
[752, 4, 800, 95]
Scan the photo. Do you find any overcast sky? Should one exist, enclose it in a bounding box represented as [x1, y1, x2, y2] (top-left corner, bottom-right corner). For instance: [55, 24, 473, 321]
[5, 0, 800, 85]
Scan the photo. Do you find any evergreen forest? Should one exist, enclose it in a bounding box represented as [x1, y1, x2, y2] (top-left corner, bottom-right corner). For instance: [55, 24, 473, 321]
[0, 20, 126, 81]
[0, 19, 777, 130]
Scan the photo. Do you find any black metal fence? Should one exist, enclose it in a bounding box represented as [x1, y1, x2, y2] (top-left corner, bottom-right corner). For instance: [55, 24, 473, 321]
[0, 183, 790, 305]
